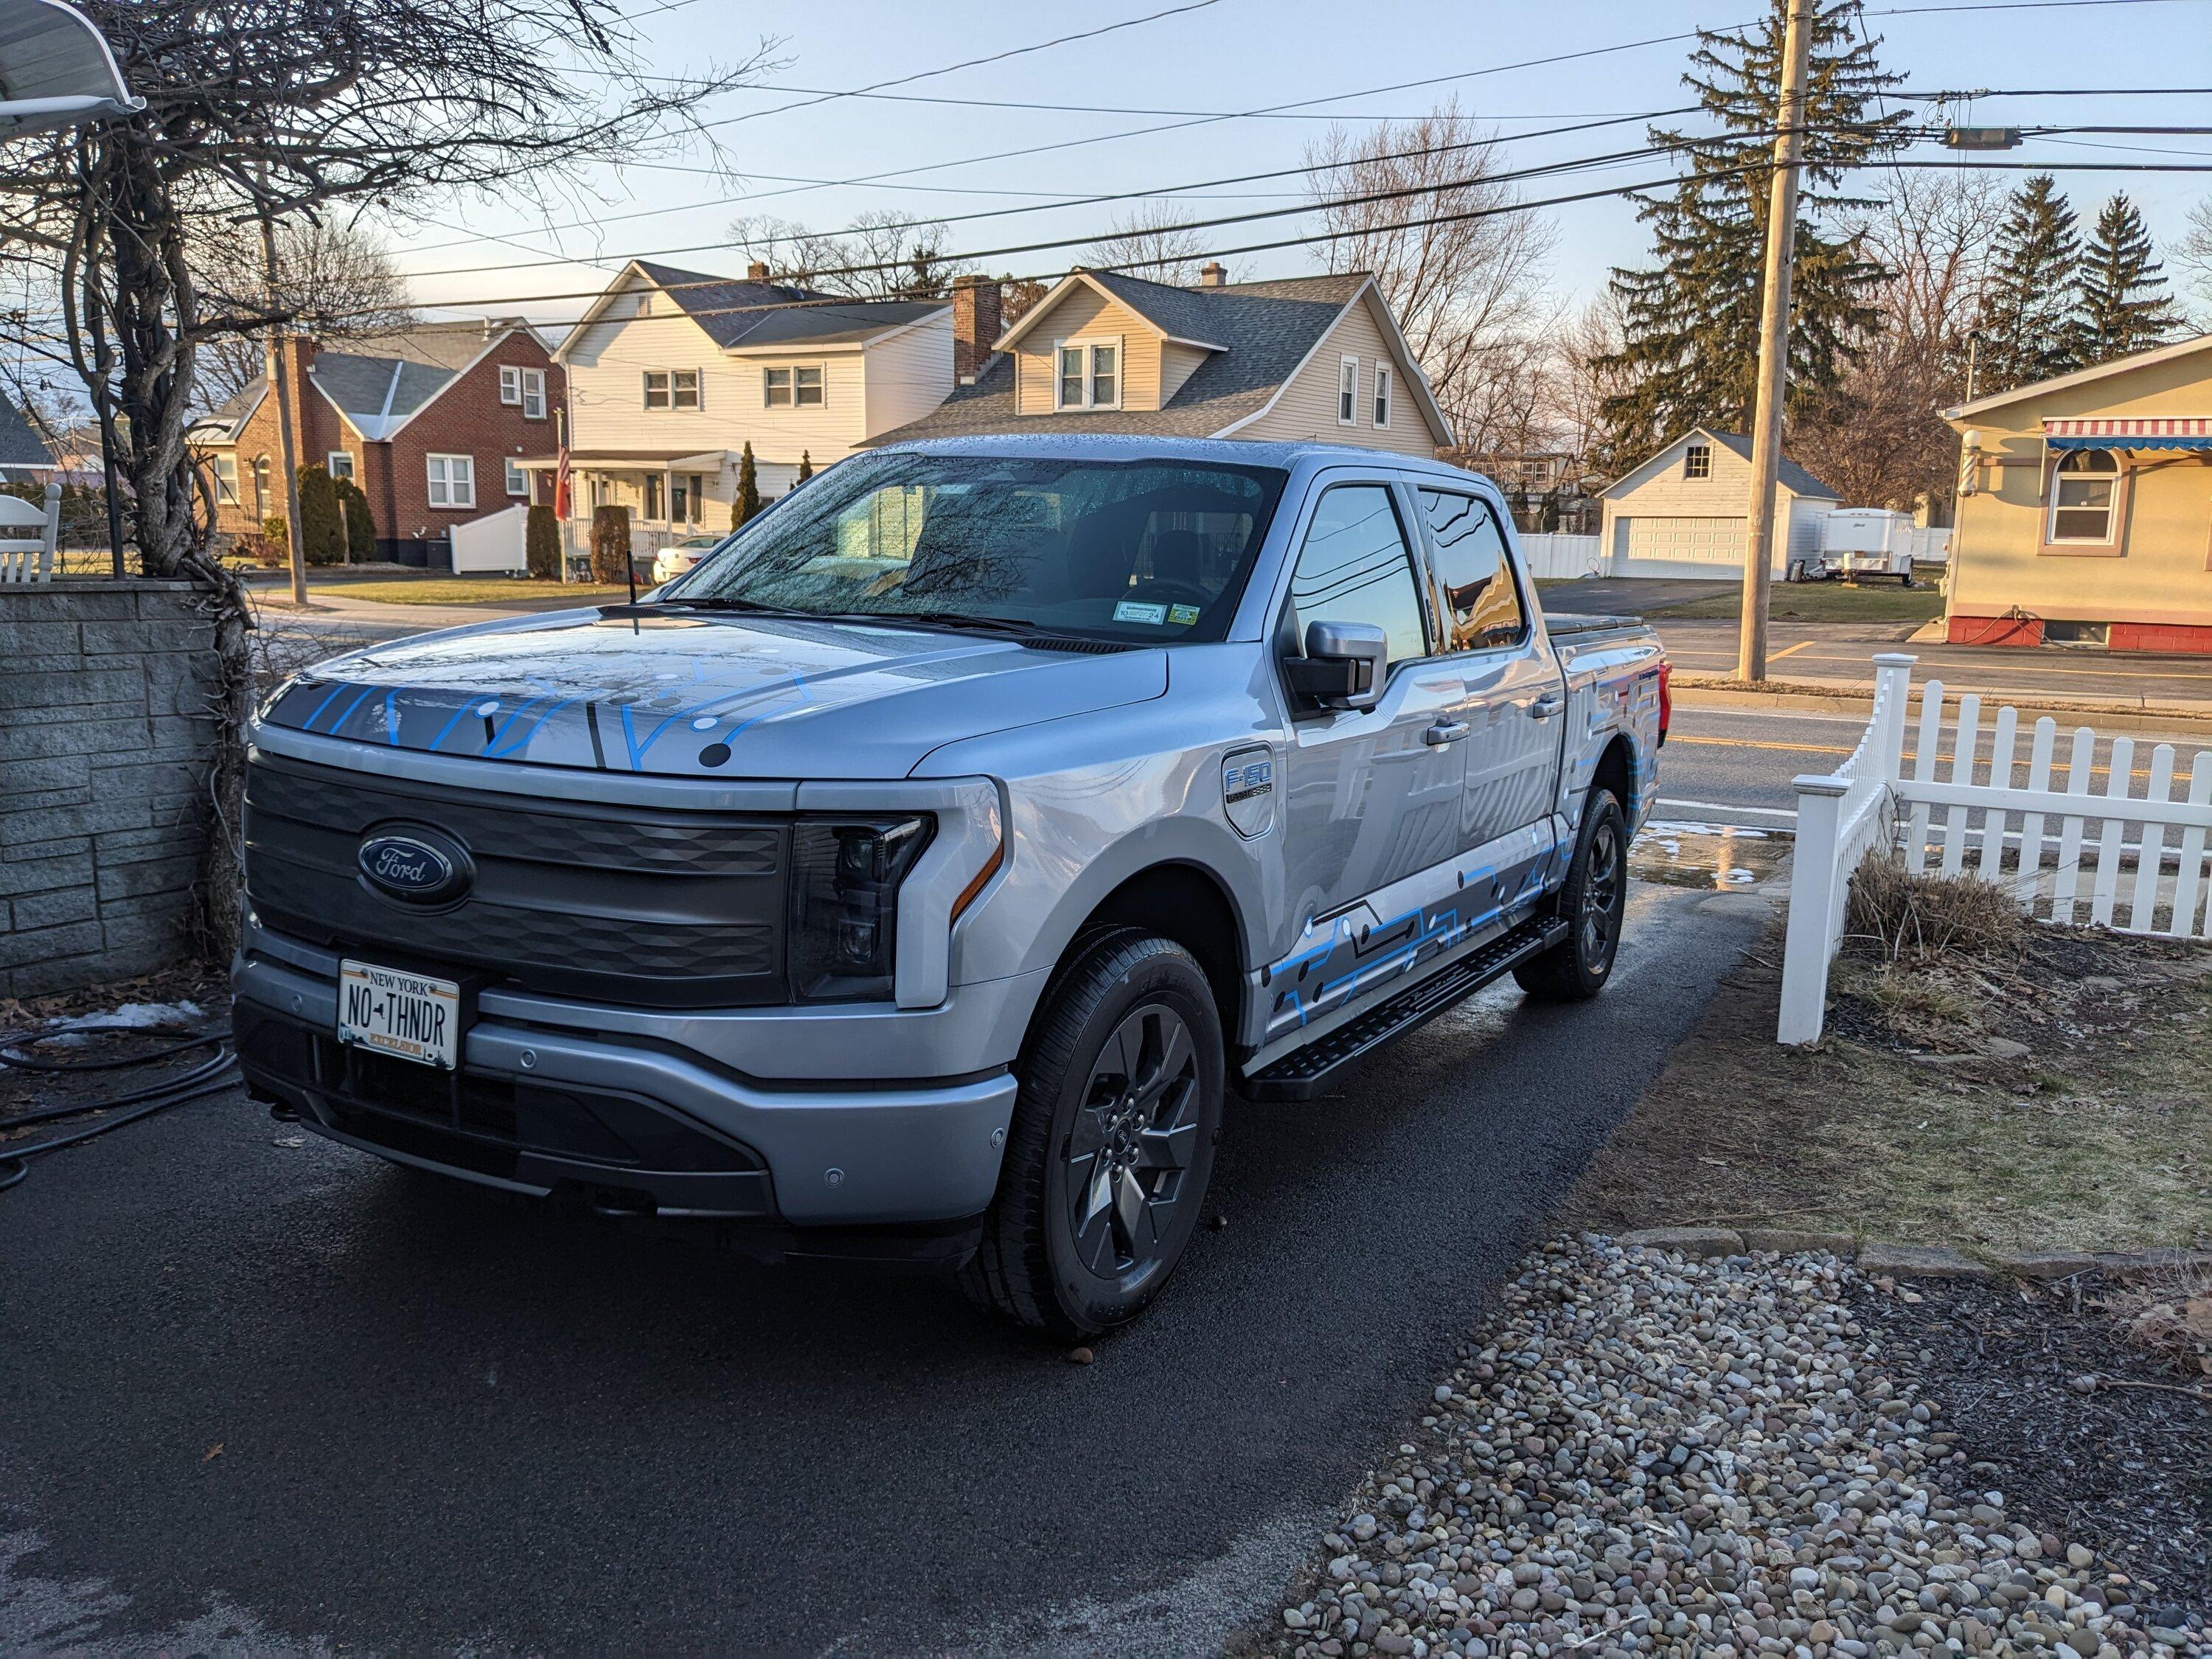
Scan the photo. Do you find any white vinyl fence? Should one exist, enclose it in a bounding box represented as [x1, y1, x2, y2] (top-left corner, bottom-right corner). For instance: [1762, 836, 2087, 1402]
[1517, 533, 1604, 581]
[1777, 653, 2212, 1043]
[448, 503, 528, 574]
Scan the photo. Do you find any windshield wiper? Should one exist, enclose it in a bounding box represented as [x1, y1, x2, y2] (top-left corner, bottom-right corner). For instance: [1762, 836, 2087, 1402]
[663, 594, 810, 617]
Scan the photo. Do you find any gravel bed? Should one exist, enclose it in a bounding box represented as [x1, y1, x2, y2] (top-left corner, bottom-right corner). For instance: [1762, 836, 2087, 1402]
[1257, 1238, 2196, 1659]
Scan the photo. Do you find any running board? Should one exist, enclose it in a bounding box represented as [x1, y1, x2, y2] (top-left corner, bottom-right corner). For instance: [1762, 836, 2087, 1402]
[1238, 918, 1567, 1102]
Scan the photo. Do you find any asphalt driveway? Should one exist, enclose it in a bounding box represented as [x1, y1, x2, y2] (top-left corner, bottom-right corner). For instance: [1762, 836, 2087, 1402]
[0, 875, 1769, 1658]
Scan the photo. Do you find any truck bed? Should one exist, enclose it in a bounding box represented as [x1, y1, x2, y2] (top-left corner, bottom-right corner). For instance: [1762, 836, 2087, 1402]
[1543, 611, 1646, 645]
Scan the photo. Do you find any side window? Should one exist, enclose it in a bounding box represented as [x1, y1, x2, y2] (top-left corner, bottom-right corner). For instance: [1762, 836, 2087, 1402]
[1420, 489, 1526, 652]
[1288, 484, 1428, 670]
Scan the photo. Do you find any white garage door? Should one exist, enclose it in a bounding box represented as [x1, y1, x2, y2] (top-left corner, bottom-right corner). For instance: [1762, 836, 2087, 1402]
[1622, 516, 1744, 566]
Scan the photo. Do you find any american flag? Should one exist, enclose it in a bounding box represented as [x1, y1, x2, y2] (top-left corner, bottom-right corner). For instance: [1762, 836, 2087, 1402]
[553, 442, 572, 518]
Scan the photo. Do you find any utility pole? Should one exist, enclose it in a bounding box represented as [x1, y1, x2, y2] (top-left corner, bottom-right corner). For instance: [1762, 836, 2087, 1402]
[257, 182, 310, 608]
[1736, 0, 1814, 684]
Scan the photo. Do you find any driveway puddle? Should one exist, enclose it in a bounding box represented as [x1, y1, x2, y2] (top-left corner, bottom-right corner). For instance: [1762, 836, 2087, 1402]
[1632, 819, 1792, 891]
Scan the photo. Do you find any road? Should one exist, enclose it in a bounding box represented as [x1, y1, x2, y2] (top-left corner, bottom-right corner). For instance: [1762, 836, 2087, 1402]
[0, 880, 1771, 1656]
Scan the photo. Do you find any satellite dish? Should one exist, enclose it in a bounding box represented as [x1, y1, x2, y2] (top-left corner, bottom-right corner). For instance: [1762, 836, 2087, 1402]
[0, 0, 140, 140]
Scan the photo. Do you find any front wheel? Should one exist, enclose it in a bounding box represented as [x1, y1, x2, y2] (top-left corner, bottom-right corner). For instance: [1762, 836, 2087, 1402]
[959, 930, 1224, 1340]
[1514, 790, 1627, 1002]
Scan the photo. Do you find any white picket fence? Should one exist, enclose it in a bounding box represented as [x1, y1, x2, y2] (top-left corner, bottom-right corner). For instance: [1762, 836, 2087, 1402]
[1777, 653, 2212, 1043]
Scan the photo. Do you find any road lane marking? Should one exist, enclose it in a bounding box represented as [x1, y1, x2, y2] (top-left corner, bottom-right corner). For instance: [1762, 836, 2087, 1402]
[1655, 797, 1799, 821]
[1770, 641, 1815, 661]
[1672, 734, 1854, 756]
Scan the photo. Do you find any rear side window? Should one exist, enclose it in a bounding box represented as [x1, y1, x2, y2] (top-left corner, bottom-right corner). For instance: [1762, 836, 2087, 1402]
[1288, 484, 1428, 670]
[1419, 489, 1526, 652]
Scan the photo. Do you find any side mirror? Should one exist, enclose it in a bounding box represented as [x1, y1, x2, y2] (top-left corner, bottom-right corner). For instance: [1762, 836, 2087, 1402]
[1284, 619, 1387, 712]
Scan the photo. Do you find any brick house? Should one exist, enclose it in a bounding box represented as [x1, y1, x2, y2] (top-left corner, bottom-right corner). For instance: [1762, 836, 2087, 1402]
[189, 319, 563, 566]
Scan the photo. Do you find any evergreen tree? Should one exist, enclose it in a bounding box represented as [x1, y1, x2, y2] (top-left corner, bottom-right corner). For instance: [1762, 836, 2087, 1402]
[796, 450, 813, 484]
[295, 463, 347, 565]
[333, 476, 376, 560]
[1974, 175, 2084, 394]
[1599, 0, 1907, 467]
[2076, 192, 2181, 366]
[731, 442, 762, 530]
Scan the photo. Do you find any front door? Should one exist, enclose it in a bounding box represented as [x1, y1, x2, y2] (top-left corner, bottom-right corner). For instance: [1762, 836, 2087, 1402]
[1267, 479, 1467, 1040]
[1416, 486, 1565, 908]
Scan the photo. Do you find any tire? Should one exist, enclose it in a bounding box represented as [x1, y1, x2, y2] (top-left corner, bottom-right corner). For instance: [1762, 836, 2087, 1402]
[1513, 789, 1628, 1002]
[958, 929, 1224, 1340]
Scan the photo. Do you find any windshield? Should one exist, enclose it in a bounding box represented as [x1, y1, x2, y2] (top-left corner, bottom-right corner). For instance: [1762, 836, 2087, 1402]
[662, 450, 1289, 644]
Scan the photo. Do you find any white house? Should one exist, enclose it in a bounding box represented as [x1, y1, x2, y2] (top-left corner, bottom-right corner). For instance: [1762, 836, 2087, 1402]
[1599, 430, 1840, 581]
[537, 260, 956, 554]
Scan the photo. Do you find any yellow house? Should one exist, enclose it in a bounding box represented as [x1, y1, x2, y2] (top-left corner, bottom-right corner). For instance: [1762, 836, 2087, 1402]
[866, 265, 1453, 454]
[1946, 333, 2212, 653]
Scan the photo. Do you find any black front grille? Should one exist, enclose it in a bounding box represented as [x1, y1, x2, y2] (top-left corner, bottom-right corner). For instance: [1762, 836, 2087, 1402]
[245, 753, 788, 1008]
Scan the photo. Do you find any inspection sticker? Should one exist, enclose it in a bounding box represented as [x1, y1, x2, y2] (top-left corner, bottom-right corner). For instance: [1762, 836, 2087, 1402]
[1113, 600, 1169, 625]
[1168, 603, 1202, 625]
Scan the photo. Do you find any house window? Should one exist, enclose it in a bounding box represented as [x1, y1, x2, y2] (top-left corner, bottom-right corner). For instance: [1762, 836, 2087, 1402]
[764, 366, 823, 408]
[670, 472, 705, 523]
[504, 458, 528, 498]
[498, 366, 522, 406]
[212, 453, 240, 505]
[2047, 450, 2119, 543]
[672, 369, 700, 410]
[1372, 363, 1391, 430]
[252, 456, 271, 518]
[327, 451, 355, 481]
[1338, 356, 1359, 425]
[644, 474, 664, 521]
[1054, 339, 1121, 411]
[636, 293, 653, 317]
[1684, 442, 1711, 480]
[520, 368, 546, 419]
[426, 453, 475, 509]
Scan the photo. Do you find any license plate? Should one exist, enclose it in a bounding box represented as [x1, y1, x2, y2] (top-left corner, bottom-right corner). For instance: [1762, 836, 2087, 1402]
[338, 959, 461, 1070]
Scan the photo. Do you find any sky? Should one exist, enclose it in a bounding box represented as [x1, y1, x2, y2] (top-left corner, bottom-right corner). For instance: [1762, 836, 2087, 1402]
[392, 0, 2212, 330]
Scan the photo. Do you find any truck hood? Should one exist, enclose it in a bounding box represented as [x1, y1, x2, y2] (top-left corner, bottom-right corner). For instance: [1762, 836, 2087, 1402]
[256, 606, 1167, 779]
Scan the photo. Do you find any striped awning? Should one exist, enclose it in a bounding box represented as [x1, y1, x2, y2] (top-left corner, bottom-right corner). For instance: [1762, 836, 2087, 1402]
[2042, 417, 2212, 451]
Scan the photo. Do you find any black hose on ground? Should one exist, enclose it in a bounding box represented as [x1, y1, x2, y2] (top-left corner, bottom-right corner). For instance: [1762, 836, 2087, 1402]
[0, 1023, 239, 1194]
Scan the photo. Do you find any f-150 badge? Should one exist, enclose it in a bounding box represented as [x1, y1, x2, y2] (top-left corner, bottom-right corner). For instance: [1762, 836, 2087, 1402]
[1222, 747, 1275, 838]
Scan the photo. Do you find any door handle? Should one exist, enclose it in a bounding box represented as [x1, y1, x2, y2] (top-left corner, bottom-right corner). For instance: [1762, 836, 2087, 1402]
[1529, 692, 1565, 720]
[1424, 720, 1471, 746]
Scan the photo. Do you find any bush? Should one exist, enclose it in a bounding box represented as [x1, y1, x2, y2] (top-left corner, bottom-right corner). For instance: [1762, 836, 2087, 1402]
[526, 503, 560, 579]
[590, 504, 632, 584]
[731, 441, 762, 531]
[260, 515, 289, 565]
[1843, 850, 2025, 967]
[295, 464, 346, 565]
[333, 476, 376, 560]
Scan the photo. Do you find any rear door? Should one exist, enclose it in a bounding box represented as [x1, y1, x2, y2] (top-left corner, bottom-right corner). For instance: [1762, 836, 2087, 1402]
[1415, 487, 1564, 900]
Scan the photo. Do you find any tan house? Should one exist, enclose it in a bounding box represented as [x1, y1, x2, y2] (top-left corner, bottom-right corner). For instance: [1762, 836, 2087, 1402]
[866, 264, 1453, 453]
[1598, 429, 1840, 580]
[1946, 333, 2212, 653]
[541, 260, 953, 555]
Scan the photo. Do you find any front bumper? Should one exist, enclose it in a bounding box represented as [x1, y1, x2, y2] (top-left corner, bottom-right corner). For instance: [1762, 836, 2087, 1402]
[235, 952, 1018, 1229]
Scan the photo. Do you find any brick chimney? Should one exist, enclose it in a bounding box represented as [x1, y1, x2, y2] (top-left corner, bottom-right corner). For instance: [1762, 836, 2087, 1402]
[747, 260, 771, 282]
[950, 275, 1002, 386]
[1198, 261, 1227, 288]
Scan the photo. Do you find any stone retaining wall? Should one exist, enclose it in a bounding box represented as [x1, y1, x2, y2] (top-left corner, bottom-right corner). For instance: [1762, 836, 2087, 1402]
[1, 580, 223, 999]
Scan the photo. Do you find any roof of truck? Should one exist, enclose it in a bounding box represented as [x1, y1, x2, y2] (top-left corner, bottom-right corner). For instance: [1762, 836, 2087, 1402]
[869, 431, 1498, 487]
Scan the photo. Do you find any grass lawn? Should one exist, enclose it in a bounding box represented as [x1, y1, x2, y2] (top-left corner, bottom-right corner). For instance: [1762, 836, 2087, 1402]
[1566, 915, 2212, 1253]
[299, 578, 633, 605]
[1645, 579, 1945, 624]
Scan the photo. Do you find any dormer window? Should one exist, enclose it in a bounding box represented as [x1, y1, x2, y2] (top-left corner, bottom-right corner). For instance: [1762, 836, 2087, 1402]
[1055, 338, 1121, 410]
[1684, 442, 1711, 479]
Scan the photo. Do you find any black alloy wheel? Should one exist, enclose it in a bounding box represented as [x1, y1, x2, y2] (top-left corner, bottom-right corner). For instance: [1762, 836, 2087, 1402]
[1062, 1003, 1203, 1281]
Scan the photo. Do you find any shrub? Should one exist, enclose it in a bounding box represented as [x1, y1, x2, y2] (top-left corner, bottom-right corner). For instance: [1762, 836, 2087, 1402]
[1843, 850, 2025, 967]
[795, 450, 813, 484]
[526, 503, 560, 579]
[295, 464, 347, 565]
[590, 504, 632, 584]
[260, 514, 289, 565]
[731, 441, 762, 531]
[333, 476, 376, 560]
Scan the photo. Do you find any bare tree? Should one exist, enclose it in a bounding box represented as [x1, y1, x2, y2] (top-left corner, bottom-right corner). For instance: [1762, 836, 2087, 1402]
[2178, 193, 2212, 324]
[1790, 171, 2006, 514]
[1085, 204, 1222, 287]
[192, 218, 416, 405]
[731, 208, 974, 299]
[1304, 102, 1556, 439]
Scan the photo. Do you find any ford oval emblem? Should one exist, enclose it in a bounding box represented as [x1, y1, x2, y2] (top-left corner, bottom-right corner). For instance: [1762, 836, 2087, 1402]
[357, 829, 471, 905]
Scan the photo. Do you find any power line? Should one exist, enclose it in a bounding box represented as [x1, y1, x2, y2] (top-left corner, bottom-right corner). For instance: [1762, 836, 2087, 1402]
[399, 107, 1705, 283]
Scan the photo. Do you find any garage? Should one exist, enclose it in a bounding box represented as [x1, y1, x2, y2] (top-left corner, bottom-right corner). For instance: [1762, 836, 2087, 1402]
[1613, 515, 1743, 570]
[1598, 428, 1840, 581]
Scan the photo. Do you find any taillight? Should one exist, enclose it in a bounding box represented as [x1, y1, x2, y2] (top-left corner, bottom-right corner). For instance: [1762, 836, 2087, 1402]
[1656, 661, 1672, 745]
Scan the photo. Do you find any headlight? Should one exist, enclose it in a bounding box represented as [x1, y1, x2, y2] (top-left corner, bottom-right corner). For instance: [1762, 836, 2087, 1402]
[787, 815, 933, 1002]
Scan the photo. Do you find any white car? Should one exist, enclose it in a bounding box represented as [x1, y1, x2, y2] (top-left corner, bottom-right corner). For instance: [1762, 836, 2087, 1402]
[651, 532, 725, 587]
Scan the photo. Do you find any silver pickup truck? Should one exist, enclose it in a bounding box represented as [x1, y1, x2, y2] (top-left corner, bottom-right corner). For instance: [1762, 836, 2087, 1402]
[236, 437, 1668, 1337]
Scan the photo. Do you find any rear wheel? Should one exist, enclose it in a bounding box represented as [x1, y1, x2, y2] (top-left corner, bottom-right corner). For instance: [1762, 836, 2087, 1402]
[959, 930, 1223, 1340]
[1514, 790, 1627, 1002]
